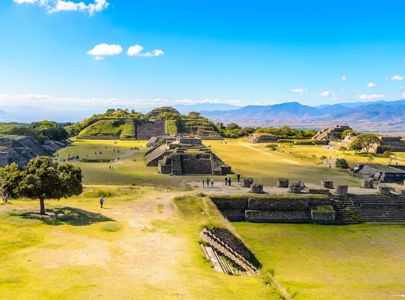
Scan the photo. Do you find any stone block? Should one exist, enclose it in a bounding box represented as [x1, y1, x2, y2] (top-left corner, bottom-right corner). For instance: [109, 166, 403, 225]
[308, 188, 329, 195]
[250, 184, 264, 194]
[378, 184, 392, 196]
[289, 182, 304, 193]
[321, 179, 334, 189]
[277, 178, 289, 188]
[361, 178, 374, 189]
[241, 178, 254, 188]
[336, 185, 348, 195]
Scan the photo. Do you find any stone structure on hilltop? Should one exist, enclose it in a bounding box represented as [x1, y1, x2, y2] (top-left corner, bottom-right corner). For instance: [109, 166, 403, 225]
[312, 125, 352, 144]
[247, 133, 278, 143]
[331, 133, 405, 154]
[353, 164, 405, 183]
[374, 136, 405, 153]
[144, 136, 232, 175]
[0, 134, 64, 168]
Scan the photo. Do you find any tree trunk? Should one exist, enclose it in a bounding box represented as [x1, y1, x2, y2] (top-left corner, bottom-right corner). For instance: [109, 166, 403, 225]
[39, 198, 46, 215]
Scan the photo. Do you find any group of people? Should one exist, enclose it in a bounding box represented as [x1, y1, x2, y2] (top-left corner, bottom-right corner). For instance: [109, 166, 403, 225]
[202, 177, 215, 188]
[224, 177, 232, 186]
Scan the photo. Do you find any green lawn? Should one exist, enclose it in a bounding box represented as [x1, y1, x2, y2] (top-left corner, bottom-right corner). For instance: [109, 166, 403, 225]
[234, 222, 405, 300]
[205, 140, 364, 186]
[4, 138, 400, 300]
[0, 190, 279, 300]
[56, 139, 380, 187]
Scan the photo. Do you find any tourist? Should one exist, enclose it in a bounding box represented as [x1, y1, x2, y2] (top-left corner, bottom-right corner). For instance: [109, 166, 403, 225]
[228, 177, 232, 186]
[100, 195, 105, 208]
[202, 180, 205, 188]
[211, 179, 214, 187]
[236, 174, 241, 182]
[206, 177, 210, 187]
[2, 190, 8, 204]
[224, 177, 228, 186]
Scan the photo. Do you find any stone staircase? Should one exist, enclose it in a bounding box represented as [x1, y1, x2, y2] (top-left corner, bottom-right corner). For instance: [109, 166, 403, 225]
[331, 195, 405, 224]
[200, 229, 258, 274]
[330, 197, 361, 224]
[350, 198, 405, 224]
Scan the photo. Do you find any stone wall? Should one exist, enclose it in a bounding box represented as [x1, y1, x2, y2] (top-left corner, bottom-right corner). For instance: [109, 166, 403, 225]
[211, 196, 335, 223]
[135, 119, 166, 140]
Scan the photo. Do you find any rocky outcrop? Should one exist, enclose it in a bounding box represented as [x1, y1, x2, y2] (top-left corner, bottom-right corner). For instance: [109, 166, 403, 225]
[0, 134, 53, 168]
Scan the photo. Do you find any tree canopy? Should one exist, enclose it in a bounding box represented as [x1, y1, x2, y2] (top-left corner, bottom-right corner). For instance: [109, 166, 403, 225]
[349, 134, 380, 153]
[0, 156, 83, 215]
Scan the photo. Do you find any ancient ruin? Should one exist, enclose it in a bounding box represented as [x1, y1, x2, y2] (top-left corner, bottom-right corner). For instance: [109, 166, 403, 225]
[0, 134, 64, 168]
[247, 133, 278, 143]
[200, 228, 261, 275]
[212, 192, 405, 224]
[353, 164, 405, 183]
[331, 133, 405, 154]
[144, 136, 232, 175]
[312, 125, 352, 144]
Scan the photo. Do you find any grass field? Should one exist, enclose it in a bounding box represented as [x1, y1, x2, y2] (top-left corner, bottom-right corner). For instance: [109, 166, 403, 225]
[3, 138, 405, 299]
[0, 190, 279, 300]
[234, 222, 405, 300]
[55, 138, 404, 187]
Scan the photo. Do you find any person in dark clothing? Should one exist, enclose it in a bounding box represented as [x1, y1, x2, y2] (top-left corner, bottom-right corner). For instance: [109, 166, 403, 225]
[224, 177, 228, 186]
[100, 195, 105, 208]
[228, 177, 232, 186]
[206, 177, 210, 187]
[211, 179, 214, 187]
[236, 174, 241, 182]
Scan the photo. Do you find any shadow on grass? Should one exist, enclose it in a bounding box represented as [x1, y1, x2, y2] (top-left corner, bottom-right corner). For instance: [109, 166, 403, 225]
[15, 207, 114, 226]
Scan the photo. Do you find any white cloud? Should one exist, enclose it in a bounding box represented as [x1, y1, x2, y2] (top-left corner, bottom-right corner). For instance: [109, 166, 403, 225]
[127, 45, 164, 57]
[87, 43, 123, 60]
[13, 0, 109, 15]
[367, 82, 376, 88]
[291, 88, 307, 93]
[319, 91, 333, 97]
[356, 94, 384, 100]
[391, 75, 404, 81]
[139, 49, 164, 57]
[341, 75, 348, 81]
[127, 45, 144, 56]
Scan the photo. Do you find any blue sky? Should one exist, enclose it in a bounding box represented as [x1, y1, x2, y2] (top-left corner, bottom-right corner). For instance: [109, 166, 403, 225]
[1, 0, 405, 121]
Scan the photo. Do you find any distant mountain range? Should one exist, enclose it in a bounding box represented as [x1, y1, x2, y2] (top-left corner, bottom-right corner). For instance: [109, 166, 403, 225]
[201, 100, 405, 134]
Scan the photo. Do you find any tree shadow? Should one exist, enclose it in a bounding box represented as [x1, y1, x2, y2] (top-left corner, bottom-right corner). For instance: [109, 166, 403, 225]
[18, 207, 114, 226]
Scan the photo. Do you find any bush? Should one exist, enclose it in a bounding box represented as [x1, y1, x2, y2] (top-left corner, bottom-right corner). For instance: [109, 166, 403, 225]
[293, 140, 315, 145]
[266, 143, 278, 151]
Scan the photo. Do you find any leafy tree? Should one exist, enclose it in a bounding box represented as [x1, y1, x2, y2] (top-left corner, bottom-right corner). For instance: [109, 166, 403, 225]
[226, 123, 241, 130]
[349, 134, 380, 153]
[0, 163, 23, 199]
[188, 112, 201, 119]
[342, 129, 356, 139]
[0, 157, 82, 215]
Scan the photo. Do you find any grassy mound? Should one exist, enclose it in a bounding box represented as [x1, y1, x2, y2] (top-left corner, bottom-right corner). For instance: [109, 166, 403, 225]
[78, 119, 129, 138]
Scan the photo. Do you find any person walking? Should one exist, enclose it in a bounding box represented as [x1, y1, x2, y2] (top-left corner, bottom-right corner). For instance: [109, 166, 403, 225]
[206, 177, 210, 187]
[211, 179, 214, 188]
[228, 177, 232, 186]
[99, 195, 105, 208]
[2, 190, 8, 204]
[224, 177, 228, 186]
[202, 180, 205, 188]
[236, 174, 241, 183]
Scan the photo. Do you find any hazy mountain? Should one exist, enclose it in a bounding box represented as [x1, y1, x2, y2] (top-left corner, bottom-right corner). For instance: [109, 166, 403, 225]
[174, 103, 240, 114]
[202, 100, 405, 133]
